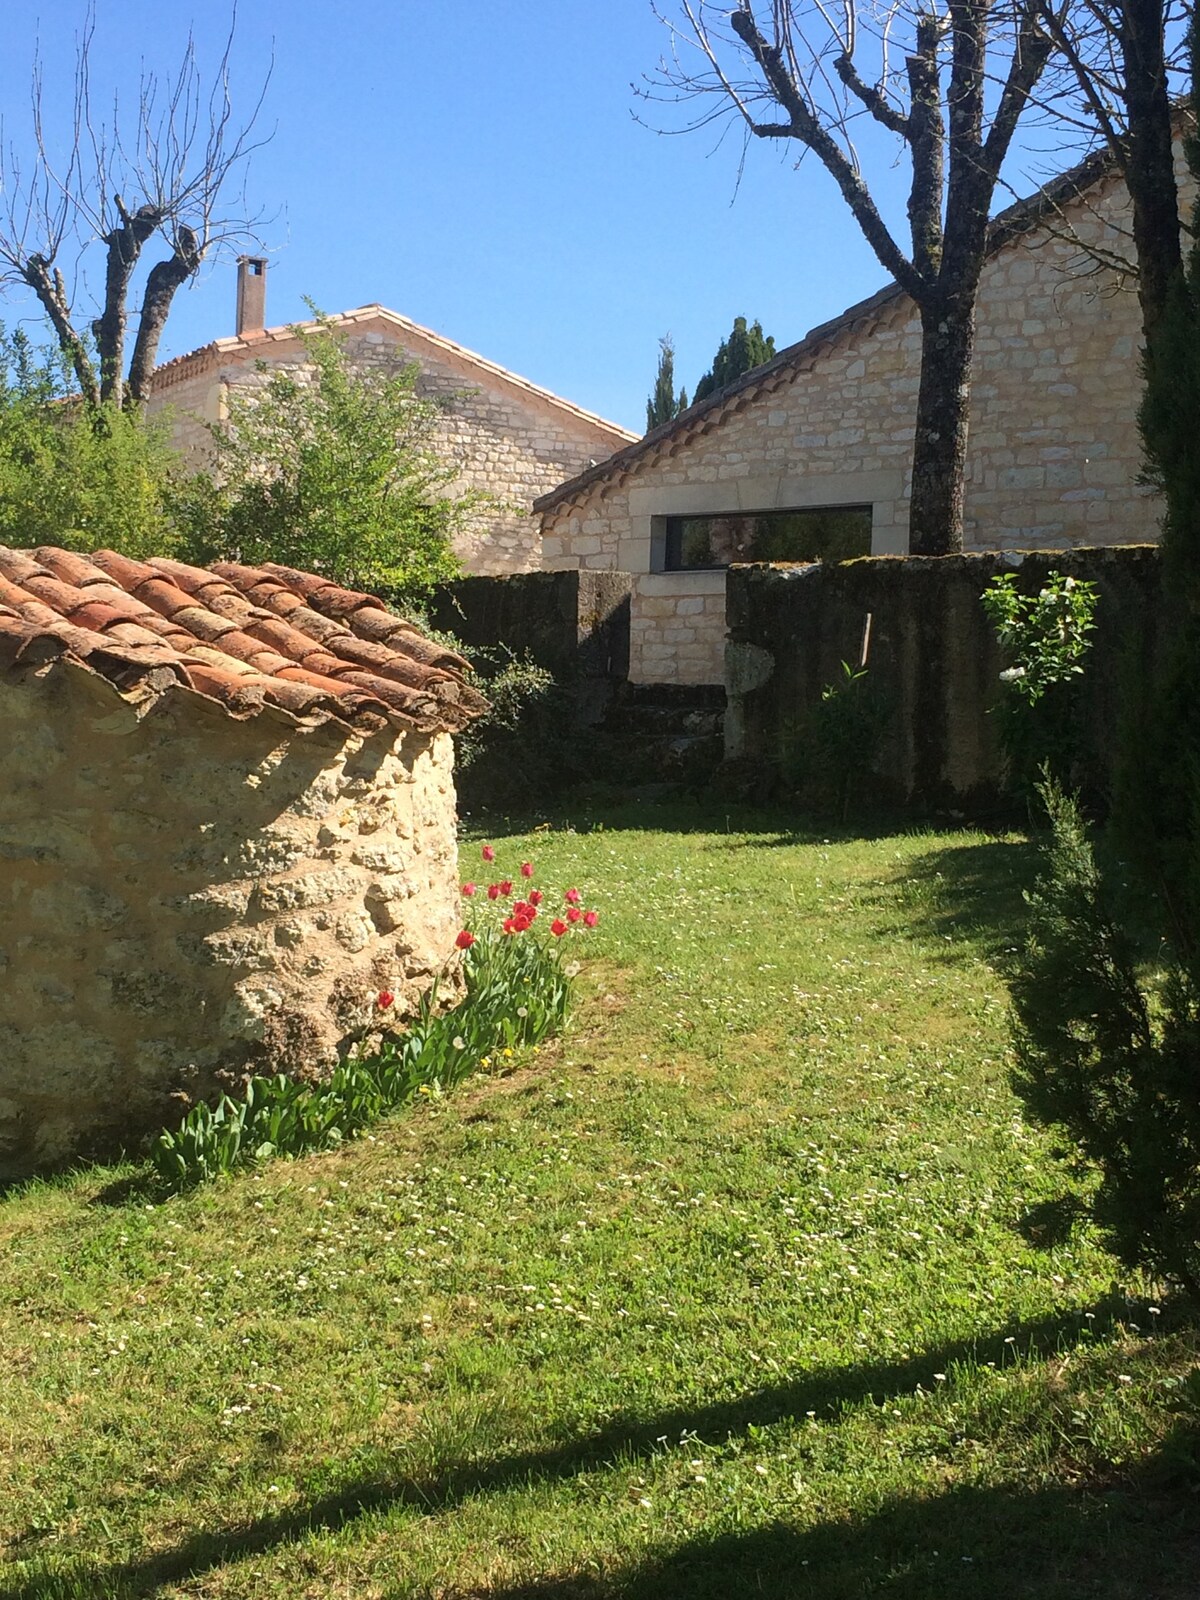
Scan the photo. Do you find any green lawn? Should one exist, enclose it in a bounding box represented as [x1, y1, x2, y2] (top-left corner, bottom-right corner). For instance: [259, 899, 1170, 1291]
[2, 800, 1197, 1599]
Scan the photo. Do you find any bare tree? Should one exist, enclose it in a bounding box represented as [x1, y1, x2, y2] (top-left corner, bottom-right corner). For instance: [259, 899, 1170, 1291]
[1032, 0, 1188, 340]
[650, 1, 1067, 555]
[0, 10, 270, 411]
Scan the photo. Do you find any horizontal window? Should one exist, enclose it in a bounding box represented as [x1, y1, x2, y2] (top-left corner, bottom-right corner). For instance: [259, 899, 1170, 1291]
[663, 505, 872, 570]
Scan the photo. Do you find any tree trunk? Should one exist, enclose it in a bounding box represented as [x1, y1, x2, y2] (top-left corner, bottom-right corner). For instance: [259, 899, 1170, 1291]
[908, 292, 976, 555]
[126, 229, 201, 408]
[1120, 0, 1182, 343]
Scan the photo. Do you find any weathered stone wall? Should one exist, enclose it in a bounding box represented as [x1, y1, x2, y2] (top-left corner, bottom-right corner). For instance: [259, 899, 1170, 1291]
[725, 546, 1164, 807]
[149, 319, 631, 578]
[541, 164, 1163, 685]
[427, 569, 632, 722]
[0, 663, 462, 1179]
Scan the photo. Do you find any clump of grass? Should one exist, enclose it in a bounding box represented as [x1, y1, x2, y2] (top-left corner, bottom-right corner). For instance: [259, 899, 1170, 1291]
[151, 928, 572, 1191]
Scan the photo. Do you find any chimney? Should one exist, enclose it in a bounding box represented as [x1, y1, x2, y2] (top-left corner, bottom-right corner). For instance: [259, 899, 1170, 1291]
[236, 256, 267, 337]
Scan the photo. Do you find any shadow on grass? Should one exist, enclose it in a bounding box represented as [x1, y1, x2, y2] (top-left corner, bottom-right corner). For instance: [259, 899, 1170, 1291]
[867, 834, 1041, 960]
[3, 1293, 1182, 1600]
[460, 795, 932, 850]
[480, 1425, 1200, 1599]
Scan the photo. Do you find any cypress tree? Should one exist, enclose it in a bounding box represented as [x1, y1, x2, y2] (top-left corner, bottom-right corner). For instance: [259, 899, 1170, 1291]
[645, 335, 688, 432]
[693, 316, 776, 404]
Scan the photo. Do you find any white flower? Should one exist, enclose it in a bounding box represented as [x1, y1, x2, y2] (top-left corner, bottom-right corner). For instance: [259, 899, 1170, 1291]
[998, 667, 1026, 683]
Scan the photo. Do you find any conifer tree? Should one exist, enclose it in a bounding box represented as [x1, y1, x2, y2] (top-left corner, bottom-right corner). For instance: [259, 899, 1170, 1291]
[693, 316, 776, 404]
[645, 334, 688, 432]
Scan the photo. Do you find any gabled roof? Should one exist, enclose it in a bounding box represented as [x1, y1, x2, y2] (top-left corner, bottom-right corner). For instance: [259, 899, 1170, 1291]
[534, 143, 1119, 517]
[0, 545, 488, 734]
[151, 304, 637, 448]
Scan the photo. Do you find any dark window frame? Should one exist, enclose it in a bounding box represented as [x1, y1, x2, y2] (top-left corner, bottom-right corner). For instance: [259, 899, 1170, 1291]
[661, 504, 873, 572]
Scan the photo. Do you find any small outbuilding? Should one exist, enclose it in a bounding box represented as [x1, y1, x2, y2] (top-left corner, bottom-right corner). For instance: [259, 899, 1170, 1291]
[0, 546, 487, 1180]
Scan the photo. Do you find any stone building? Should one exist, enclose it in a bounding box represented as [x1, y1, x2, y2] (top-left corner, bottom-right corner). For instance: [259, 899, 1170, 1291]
[0, 545, 486, 1180]
[147, 266, 636, 577]
[537, 148, 1162, 686]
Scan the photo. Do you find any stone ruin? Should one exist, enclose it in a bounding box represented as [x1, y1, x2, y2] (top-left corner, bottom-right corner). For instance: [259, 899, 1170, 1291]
[0, 545, 487, 1180]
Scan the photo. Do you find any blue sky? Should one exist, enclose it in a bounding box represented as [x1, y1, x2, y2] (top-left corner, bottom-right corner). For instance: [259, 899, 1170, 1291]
[0, 2, 1079, 434]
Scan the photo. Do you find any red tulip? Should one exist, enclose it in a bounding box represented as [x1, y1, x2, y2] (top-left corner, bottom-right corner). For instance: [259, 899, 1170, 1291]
[502, 917, 517, 935]
[513, 914, 532, 932]
[550, 918, 568, 937]
[567, 907, 582, 924]
[583, 910, 599, 928]
[487, 883, 501, 900]
[482, 844, 495, 862]
[499, 880, 513, 896]
[564, 888, 581, 905]
[520, 862, 534, 878]
[529, 889, 543, 906]
[455, 930, 476, 950]
[461, 882, 476, 897]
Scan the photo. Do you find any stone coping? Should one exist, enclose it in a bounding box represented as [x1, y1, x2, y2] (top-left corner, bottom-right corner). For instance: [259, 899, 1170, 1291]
[0, 546, 488, 734]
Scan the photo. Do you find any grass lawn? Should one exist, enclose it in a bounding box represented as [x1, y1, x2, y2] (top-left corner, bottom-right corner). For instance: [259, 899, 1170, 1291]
[1, 799, 1197, 1599]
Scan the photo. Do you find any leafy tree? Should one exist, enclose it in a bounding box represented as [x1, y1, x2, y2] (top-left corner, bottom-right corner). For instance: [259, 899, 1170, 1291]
[176, 318, 470, 599]
[0, 325, 180, 558]
[651, 2, 1061, 554]
[646, 334, 688, 431]
[692, 315, 776, 404]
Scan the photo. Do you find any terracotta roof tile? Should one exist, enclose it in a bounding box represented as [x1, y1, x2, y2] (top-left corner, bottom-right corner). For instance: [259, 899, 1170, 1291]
[0, 544, 487, 734]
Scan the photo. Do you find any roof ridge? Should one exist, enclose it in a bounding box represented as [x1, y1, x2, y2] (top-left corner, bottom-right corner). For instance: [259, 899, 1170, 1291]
[152, 305, 637, 443]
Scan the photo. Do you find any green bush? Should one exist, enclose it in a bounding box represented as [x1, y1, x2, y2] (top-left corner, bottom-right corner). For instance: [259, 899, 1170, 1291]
[777, 661, 888, 818]
[175, 314, 473, 602]
[981, 571, 1098, 800]
[0, 326, 181, 558]
[453, 649, 577, 808]
[1009, 782, 1200, 1296]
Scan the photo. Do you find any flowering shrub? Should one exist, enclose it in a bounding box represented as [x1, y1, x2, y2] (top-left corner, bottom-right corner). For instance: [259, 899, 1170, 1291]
[150, 847, 596, 1191]
[981, 571, 1099, 801]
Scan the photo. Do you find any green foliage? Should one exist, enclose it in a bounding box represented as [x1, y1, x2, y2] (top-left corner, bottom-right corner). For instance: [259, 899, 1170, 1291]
[645, 333, 688, 431]
[0, 326, 180, 558]
[453, 649, 576, 808]
[692, 315, 776, 404]
[981, 571, 1098, 797]
[175, 315, 470, 600]
[151, 927, 573, 1191]
[1005, 27, 1200, 1300]
[778, 660, 888, 818]
[1009, 783, 1200, 1296]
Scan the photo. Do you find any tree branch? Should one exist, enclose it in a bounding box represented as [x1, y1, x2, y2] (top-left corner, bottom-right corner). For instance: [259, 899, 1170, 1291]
[126, 225, 201, 405]
[731, 4, 924, 297]
[21, 256, 99, 406]
[833, 52, 911, 137]
[906, 12, 947, 279]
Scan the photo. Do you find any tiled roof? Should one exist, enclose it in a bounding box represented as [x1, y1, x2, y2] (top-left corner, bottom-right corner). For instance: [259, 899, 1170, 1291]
[534, 142, 1122, 516]
[0, 546, 488, 735]
[151, 305, 638, 447]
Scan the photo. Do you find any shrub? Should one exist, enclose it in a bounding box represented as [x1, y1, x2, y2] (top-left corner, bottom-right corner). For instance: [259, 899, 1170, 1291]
[981, 571, 1098, 800]
[1008, 782, 1200, 1296]
[778, 660, 888, 818]
[0, 326, 181, 558]
[174, 313, 476, 602]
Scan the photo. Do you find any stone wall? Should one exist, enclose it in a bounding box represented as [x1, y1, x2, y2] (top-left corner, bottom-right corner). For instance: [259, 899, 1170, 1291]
[149, 317, 632, 578]
[541, 163, 1163, 685]
[426, 569, 632, 724]
[0, 663, 462, 1180]
[725, 546, 1164, 808]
